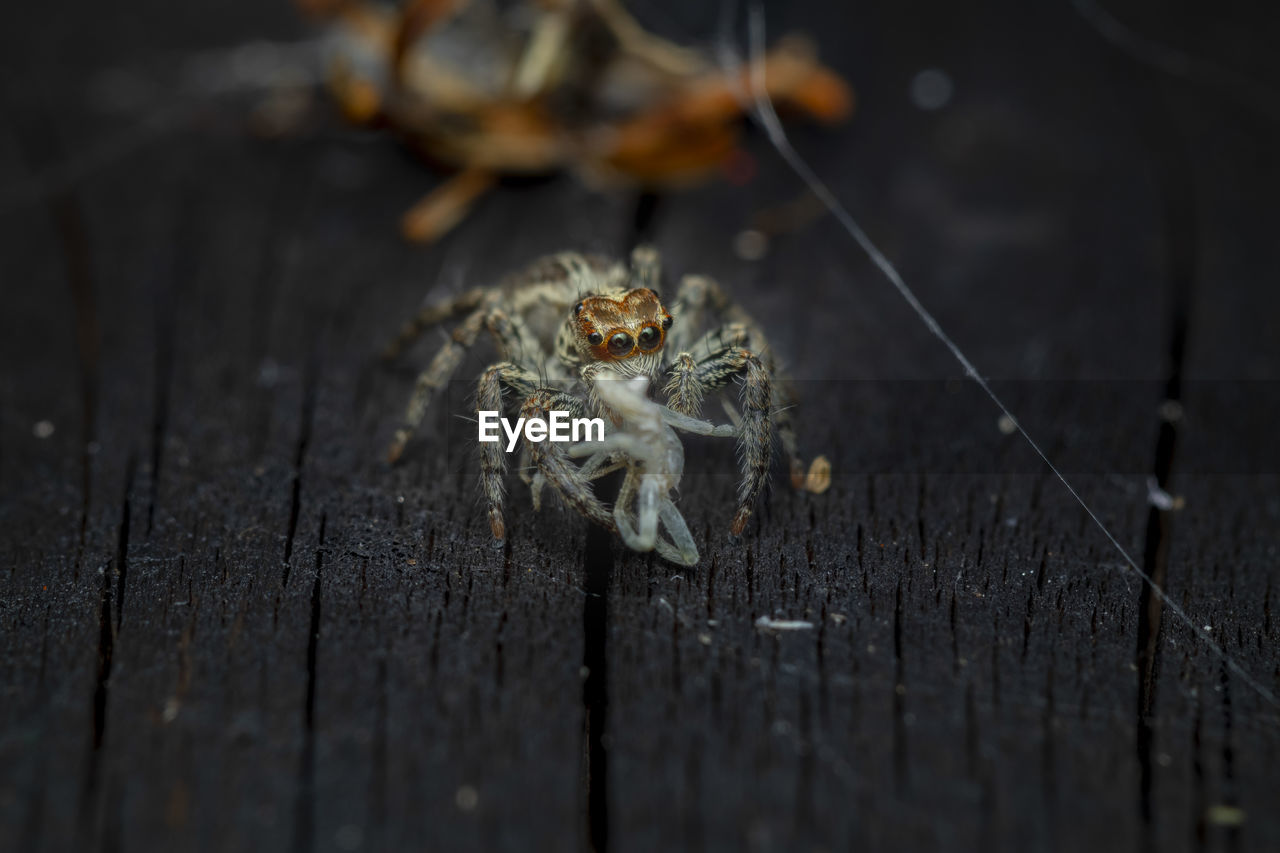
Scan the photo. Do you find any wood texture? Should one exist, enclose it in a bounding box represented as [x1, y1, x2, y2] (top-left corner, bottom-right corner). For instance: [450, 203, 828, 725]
[2, 1, 1278, 851]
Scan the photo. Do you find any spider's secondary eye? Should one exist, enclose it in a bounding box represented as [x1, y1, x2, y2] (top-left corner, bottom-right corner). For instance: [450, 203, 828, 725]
[636, 325, 662, 351]
[574, 302, 584, 316]
[661, 315, 673, 330]
[607, 332, 634, 357]
[587, 331, 604, 345]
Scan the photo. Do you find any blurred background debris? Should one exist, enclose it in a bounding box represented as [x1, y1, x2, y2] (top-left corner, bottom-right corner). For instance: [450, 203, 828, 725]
[309, 0, 853, 240]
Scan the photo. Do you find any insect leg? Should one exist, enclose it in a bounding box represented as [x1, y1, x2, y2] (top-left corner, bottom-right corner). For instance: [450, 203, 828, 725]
[520, 390, 616, 533]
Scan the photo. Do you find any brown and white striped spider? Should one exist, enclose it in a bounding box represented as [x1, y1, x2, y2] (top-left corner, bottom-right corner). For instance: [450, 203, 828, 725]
[383, 246, 808, 563]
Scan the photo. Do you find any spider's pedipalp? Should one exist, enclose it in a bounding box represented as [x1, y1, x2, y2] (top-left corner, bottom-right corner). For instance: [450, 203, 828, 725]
[664, 353, 704, 416]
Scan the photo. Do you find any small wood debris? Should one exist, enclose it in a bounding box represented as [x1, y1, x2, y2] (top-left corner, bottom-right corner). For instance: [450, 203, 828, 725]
[754, 616, 815, 633]
[804, 455, 832, 494]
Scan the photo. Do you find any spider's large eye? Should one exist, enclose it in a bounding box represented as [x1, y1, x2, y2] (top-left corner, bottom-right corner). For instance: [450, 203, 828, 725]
[607, 332, 634, 357]
[636, 325, 662, 352]
[587, 331, 604, 345]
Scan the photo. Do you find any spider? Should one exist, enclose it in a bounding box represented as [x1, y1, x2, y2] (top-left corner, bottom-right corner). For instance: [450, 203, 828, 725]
[383, 246, 809, 559]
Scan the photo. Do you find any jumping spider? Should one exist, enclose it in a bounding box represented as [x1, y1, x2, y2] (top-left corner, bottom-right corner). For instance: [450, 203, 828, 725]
[384, 247, 808, 562]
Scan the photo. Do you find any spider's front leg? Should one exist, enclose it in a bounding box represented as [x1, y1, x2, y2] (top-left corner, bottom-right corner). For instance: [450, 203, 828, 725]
[664, 341, 774, 535]
[668, 312, 807, 491]
[476, 361, 541, 540]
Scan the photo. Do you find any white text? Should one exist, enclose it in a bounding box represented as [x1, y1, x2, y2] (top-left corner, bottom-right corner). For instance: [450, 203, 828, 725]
[477, 410, 605, 452]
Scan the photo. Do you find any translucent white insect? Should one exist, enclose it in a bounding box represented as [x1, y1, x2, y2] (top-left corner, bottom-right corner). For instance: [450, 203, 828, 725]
[570, 370, 735, 566]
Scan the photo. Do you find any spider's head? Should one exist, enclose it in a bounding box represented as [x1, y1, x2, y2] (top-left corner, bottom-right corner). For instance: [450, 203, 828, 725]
[570, 288, 673, 376]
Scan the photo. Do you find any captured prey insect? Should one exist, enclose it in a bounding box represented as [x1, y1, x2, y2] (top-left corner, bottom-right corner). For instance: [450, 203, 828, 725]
[382, 246, 815, 563]
[569, 370, 736, 565]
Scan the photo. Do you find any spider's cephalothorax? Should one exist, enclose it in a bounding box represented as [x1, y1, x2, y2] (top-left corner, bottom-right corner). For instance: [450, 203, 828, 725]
[383, 247, 808, 561]
[552, 284, 675, 422]
[566, 288, 673, 376]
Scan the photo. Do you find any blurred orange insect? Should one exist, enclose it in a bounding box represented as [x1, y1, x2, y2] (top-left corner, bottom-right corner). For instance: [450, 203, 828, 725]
[299, 0, 854, 242]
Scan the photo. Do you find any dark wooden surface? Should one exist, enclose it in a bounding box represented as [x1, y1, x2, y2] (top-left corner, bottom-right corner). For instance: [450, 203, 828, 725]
[3, 1, 1280, 851]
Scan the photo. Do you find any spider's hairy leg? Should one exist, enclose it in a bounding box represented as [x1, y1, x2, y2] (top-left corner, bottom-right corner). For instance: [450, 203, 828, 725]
[382, 286, 488, 361]
[668, 274, 774, 355]
[485, 307, 548, 367]
[664, 353, 704, 416]
[629, 244, 662, 290]
[664, 274, 729, 354]
[388, 303, 489, 462]
[542, 251, 626, 298]
[674, 342, 774, 535]
[520, 390, 617, 534]
[388, 301, 542, 463]
[714, 325, 804, 489]
[663, 321, 752, 416]
[730, 351, 773, 535]
[670, 319, 807, 489]
[772, 381, 806, 490]
[475, 361, 540, 540]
